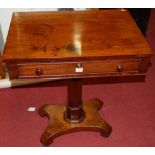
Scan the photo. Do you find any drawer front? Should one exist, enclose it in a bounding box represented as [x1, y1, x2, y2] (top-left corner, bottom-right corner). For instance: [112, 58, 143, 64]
[16, 59, 141, 79]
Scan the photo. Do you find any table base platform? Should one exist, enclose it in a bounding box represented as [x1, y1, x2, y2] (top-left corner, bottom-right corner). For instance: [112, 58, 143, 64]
[38, 98, 112, 146]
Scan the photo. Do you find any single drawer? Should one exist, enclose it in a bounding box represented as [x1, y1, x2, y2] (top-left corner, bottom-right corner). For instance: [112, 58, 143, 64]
[16, 59, 141, 79]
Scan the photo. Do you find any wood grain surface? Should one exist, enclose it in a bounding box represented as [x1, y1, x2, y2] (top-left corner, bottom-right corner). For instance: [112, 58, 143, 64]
[39, 98, 112, 146]
[1, 10, 153, 145]
[2, 10, 153, 63]
[0, 55, 5, 79]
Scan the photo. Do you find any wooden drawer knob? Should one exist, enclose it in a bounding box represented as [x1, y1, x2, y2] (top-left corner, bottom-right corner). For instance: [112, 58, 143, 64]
[116, 64, 124, 73]
[35, 68, 43, 76]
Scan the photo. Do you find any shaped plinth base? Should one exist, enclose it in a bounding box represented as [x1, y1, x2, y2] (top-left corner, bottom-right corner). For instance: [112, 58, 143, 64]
[38, 98, 112, 146]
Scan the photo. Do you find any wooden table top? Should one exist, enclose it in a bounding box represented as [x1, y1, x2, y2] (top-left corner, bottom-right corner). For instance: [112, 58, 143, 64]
[2, 10, 153, 62]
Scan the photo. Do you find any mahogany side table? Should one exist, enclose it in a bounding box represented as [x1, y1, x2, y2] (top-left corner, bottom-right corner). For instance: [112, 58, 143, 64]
[2, 9, 153, 146]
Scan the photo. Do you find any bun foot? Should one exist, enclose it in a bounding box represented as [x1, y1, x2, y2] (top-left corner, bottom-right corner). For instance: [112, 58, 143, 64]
[39, 99, 112, 146]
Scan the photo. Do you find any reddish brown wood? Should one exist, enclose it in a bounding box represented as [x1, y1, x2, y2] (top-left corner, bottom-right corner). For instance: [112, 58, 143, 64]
[0, 55, 5, 79]
[2, 10, 153, 63]
[1, 10, 153, 146]
[7, 63, 18, 79]
[2, 10, 153, 81]
[139, 57, 152, 73]
[9, 59, 142, 79]
[39, 98, 112, 146]
[64, 79, 84, 123]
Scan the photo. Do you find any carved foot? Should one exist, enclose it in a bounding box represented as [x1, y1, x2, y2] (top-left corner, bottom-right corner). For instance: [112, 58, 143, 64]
[38, 99, 112, 146]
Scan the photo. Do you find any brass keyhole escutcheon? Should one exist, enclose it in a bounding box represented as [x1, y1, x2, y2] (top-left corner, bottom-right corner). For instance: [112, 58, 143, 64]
[77, 63, 82, 68]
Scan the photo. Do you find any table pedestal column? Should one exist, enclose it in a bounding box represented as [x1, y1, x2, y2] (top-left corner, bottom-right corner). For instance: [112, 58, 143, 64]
[38, 79, 112, 146]
[64, 79, 85, 123]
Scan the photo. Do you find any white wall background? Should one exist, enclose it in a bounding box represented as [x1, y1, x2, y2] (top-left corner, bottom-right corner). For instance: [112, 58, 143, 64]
[0, 24, 4, 52]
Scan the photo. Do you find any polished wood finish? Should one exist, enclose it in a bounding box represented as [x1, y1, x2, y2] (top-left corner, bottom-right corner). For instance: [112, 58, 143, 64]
[2, 10, 152, 63]
[2, 10, 153, 81]
[39, 98, 112, 146]
[0, 55, 5, 79]
[2, 10, 153, 146]
[9, 59, 141, 79]
[64, 79, 84, 123]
